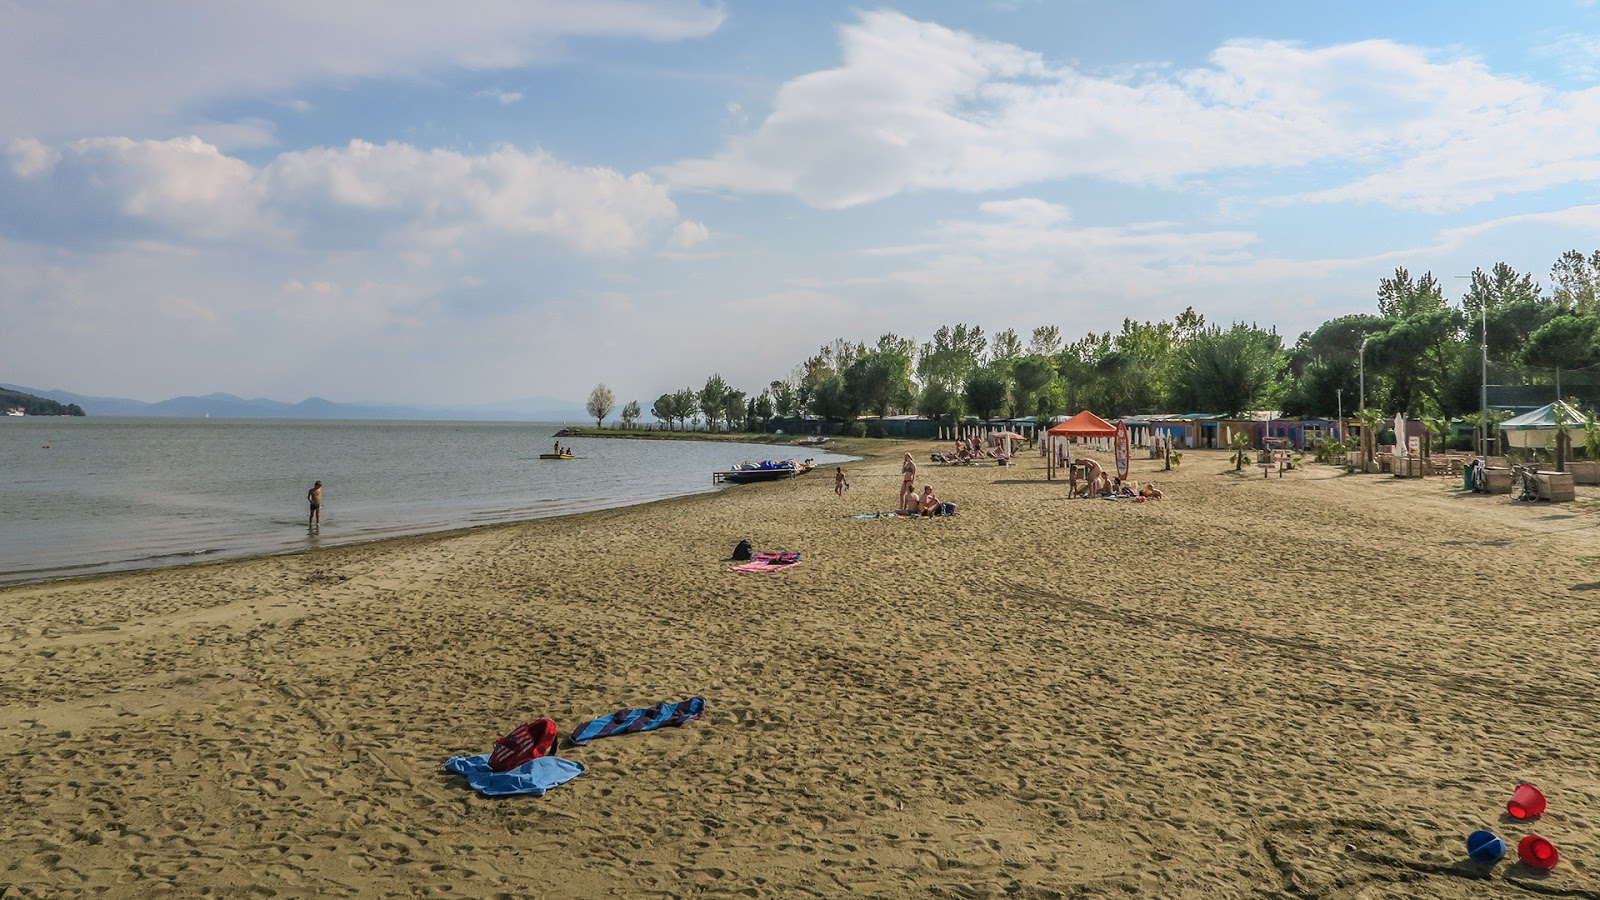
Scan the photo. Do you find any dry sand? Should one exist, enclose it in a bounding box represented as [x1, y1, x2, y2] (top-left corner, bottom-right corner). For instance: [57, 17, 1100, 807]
[2, 442, 1599, 898]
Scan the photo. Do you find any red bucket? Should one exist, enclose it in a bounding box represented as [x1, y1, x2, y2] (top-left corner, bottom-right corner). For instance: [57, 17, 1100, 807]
[1508, 783, 1547, 820]
[1518, 835, 1559, 871]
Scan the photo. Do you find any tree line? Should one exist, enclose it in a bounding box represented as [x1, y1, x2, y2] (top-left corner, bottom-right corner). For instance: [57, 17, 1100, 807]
[579, 249, 1600, 434]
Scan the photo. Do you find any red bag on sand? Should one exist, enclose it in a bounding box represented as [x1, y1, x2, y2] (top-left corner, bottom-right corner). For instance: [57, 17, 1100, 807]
[488, 718, 559, 771]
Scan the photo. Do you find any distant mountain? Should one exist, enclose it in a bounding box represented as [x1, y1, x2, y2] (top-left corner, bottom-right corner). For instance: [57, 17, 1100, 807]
[0, 386, 85, 416]
[1, 384, 587, 422]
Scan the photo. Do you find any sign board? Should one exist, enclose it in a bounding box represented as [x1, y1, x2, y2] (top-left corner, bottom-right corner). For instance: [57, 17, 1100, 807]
[1114, 422, 1130, 479]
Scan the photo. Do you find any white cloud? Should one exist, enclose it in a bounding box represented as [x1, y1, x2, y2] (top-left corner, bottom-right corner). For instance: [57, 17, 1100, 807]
[0, 0, 725, 141]
[477, 89, 525, 105]
[1535, 32, 1600, 82]
[8, 139, 59, 177]
[665, 12, 1600, 212]
[3, 136, 684, 254]
[669, 220, 710, 248]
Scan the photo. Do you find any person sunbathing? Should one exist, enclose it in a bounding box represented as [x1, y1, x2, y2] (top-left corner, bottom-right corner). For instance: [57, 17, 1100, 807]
[918, 485, 941, 515]
[1140, 483, 1164, 500]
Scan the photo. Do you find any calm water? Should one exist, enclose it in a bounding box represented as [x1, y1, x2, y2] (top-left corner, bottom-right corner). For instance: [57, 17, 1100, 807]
[0, 418, 854, 584]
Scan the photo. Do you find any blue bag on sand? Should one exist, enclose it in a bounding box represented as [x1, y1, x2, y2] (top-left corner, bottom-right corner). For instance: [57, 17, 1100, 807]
[444, 754, 585, 797]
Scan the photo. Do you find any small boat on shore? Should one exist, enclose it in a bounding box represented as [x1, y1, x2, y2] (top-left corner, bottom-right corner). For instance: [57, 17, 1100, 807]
[713, 459, 807, 484]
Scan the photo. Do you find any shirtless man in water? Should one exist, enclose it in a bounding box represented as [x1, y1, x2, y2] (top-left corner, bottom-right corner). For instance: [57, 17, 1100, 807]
[307, 481, 322, 527]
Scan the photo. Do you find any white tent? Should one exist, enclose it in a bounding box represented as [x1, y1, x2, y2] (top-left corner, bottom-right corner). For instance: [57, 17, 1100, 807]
[1500, 401, 1584, 450]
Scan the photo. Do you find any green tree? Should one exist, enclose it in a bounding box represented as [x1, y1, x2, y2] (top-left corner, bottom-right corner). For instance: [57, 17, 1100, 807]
[1377, 267, 1446, 319]
[844, 345, 915, 418]
[963, 367, 1009, 421]
[1032, 376, 1067, 424]
[751, 392, 775, 431]
[585, 384, 615, 428]
[769, 377, 801, 418]
[1522, 313, 1600, 370]
[1028, 325, 1062, 357]
[1171, 324, 1283, 416]
[1365, 307, 1466, 415]
[1461, 262, 1541, 323]
[674, 387, 699, 431]
[620, 400, 641, 428]
[722, 388, 746, 432]
[917, 324, 987, 392]
[1550, 249, 1600, 313]
[988, 328, 1024, 373]
[1357, 408, 1384, 466]
[1485, 299, 1561, 361]
[917, 381, 963, 426]
[698, 375, 729, 432]
[809, 374, 854, 422]
[1011, 355, 1056, 419]
[651, 393, 676, 430]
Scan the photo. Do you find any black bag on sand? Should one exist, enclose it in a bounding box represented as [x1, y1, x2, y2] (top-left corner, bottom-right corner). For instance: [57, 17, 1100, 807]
[732, 539, 753, 561]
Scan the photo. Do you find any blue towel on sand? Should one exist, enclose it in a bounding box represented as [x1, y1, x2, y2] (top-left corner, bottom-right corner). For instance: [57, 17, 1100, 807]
[570, 697, 705, 745]
[443, 754, 585, 797]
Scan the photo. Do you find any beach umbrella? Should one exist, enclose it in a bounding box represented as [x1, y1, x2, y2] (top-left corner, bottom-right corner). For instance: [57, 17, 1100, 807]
[1394, 411, 1406, 452]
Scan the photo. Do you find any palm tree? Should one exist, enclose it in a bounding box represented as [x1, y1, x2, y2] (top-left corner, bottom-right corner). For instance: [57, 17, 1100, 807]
[1357, 408, 1383, 470]
[1228, 432, 1254, 472]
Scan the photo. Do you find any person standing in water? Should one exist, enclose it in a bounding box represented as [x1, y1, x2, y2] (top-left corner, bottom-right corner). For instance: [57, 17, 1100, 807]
[307, 481, 322, 527]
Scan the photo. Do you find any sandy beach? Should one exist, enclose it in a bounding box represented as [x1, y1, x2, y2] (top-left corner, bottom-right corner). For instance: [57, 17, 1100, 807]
[3, 442, 1598, 898]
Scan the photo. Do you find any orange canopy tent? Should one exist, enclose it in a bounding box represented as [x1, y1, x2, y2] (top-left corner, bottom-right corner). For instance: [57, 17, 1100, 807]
[1047, 410, 1116, 437]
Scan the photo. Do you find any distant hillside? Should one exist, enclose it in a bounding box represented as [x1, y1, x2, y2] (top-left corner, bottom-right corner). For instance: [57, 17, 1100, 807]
[1, 384, 586, 422]
[0, 386, 85, 416]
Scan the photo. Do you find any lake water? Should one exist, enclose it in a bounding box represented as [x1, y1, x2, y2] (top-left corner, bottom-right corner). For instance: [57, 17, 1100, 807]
[0, 418, 854, 585]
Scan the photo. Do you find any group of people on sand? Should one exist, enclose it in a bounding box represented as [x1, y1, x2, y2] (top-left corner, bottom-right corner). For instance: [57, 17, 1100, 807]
[1068, 458, 1163, 500]
[933, 436, 1009, 465]
[899, 452, 951, 515]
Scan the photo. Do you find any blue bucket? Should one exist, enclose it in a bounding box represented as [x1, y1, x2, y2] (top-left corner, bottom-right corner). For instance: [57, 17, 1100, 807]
[1467, 830, 1505, 864]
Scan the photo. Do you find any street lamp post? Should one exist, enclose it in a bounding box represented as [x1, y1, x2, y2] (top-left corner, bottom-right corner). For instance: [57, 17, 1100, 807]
[1359, 336, 1369, 414]
[1359, 336, 1370, 467]
[1456, 274, 1487, 457]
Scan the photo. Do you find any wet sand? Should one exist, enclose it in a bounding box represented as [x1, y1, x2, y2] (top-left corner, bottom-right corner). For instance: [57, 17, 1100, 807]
[2, 444, 1597, 897]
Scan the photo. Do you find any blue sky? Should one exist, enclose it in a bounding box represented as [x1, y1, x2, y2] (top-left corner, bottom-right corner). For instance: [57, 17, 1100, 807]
[4, 1, 1600, 409]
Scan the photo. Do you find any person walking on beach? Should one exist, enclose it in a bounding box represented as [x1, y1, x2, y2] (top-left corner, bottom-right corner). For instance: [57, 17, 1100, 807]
[900, 453, 918, 511]
[835, 466, 849, 497]
[307, 481, 322, 527]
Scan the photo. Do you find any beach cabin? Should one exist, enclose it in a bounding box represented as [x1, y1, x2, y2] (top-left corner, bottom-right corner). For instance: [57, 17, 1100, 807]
[1118, 414, 1157, 449]
[1151, 413, 1225, 449]
[1258, 417, 1341, 450]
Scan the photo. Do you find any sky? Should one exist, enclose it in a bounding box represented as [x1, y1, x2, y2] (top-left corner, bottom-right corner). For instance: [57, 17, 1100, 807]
[5, 1, 1600, 410]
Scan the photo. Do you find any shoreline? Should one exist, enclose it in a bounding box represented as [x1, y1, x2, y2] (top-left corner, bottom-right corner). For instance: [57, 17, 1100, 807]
[4, 443, 1598, 897]
[0, 433, 883, 590]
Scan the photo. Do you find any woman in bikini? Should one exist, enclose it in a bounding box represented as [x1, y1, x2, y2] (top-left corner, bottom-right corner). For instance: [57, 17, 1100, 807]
[900, 453, 918, 511]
